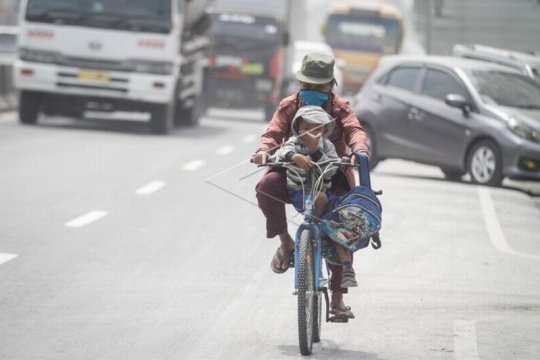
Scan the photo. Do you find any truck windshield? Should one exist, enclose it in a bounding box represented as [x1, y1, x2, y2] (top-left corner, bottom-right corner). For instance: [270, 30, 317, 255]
[25, 0, 172, 33]
[326, 14, 400, 54]
[209, 13, 279, 45]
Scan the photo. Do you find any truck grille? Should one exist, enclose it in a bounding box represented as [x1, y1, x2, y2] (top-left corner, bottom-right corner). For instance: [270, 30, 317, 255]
[58, 56, 132, 72]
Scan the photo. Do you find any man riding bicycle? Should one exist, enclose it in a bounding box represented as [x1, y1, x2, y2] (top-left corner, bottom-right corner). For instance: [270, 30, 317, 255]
[251, 53, 370, 319]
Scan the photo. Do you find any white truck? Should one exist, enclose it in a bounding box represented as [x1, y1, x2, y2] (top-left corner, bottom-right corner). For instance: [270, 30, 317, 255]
[14, 0, 211, 134]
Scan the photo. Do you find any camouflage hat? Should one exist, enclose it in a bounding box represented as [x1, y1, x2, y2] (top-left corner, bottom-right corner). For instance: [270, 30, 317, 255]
[296, 53, 335, 84]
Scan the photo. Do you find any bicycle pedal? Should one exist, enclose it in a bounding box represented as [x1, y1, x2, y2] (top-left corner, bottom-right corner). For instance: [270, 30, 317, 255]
[329, 316, 349, 323]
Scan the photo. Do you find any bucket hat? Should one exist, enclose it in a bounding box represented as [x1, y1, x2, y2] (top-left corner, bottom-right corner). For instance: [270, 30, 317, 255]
[296, 53, 335, 84]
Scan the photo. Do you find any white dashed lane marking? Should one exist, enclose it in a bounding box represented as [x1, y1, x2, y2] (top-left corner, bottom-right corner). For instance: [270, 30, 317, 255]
[135, 181, 165, 195]
[65, 211, 108, 228]
[0, 253, 18, 266]
[182, 160, 205, 171]
[216, 145, 235, 155]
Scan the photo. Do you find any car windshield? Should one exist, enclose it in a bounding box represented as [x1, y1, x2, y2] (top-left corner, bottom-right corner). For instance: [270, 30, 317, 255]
[209, 13, 279, 45]
[326, 14, 400, 53]
[25, 0, 172, 33]
[467, 70, 540, 109]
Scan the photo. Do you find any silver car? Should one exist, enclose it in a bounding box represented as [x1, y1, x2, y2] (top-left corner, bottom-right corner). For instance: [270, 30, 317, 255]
[353, 55, 540, 186]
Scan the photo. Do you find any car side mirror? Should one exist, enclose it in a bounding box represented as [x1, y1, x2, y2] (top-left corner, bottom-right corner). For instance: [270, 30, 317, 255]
[445, 94, 472, 116]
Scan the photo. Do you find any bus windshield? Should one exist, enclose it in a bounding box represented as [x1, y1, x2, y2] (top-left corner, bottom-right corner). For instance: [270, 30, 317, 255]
[326, 13, 400, 53]
[25, 0, 172, 33]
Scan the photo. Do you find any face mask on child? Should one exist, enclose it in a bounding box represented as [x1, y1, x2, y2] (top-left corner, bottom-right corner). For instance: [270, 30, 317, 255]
[299, 90, 330, 106]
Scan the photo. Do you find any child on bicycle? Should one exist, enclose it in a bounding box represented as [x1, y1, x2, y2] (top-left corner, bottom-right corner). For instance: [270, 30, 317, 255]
[273, 105, 358, 288]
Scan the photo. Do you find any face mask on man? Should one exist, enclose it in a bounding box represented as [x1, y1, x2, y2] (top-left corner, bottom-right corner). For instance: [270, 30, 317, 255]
[299, 90, 329, 106]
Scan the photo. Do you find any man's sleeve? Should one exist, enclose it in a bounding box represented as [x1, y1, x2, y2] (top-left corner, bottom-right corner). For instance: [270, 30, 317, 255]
[340, 105, 370, 156]
[256, 103, 291, 155]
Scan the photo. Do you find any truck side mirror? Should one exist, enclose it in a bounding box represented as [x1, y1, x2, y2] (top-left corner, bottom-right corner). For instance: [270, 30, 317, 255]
[193, 13, 211, 35]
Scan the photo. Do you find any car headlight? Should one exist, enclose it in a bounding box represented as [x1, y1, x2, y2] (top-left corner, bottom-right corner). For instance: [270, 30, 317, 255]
[507, 118, 540, 143]
[126, 59, 174, 75]
[19, 47, 59, 64]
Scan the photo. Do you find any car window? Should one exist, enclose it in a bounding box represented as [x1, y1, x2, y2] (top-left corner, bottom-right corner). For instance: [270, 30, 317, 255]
[386, 66, 422, 92]
[467, 70, 540, 108]
[421, 69, 469, 101]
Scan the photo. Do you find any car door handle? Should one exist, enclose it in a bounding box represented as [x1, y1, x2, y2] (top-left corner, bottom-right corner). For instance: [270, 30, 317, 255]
[407, 108, 419, 120]
[408, 108, 425, 121]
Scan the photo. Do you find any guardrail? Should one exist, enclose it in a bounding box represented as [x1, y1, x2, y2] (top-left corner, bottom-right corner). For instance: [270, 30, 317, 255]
[0, 56, 16, 112]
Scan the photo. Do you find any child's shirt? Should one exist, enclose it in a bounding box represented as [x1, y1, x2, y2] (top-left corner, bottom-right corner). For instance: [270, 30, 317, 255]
[274, 135, 339, 191]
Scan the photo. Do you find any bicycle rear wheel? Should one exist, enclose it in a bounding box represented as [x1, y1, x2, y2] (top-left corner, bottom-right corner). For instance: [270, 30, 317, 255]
[297, 228, 316, 355]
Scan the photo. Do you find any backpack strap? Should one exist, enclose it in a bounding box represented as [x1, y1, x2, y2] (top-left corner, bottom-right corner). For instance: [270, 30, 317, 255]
[355, 152, 371, 188]
[371, 233, 382, 250]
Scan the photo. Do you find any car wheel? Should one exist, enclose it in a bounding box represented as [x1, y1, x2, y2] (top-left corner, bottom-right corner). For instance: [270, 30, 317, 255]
[440, 167, 466, 181]
[364, 125, 379, 170]
[467, 140, 503, 186]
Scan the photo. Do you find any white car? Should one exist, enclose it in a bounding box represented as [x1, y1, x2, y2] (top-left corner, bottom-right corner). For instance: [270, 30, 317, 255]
[286, 40, 344, 96]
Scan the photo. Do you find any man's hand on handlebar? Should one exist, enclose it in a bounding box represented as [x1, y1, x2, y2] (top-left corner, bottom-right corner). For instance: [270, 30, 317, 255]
[251, 151, 268, 165]
[349, 151, 370, 166]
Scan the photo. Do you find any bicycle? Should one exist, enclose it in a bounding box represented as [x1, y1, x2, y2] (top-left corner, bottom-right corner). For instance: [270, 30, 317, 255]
[259, 155, 357, 355]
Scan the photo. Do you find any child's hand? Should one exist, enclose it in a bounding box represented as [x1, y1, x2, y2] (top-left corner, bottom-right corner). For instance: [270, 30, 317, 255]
[291, 154, 313, 170]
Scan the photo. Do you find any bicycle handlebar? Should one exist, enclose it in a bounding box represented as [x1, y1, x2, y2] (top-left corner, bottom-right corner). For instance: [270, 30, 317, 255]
[257, 157, 354, 169]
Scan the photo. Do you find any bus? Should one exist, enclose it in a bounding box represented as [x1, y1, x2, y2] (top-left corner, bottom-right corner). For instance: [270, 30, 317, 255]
[323, 0, 403, 94]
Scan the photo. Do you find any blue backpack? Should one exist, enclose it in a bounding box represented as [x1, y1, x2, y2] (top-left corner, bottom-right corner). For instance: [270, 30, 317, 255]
[321, 153, 382, 252]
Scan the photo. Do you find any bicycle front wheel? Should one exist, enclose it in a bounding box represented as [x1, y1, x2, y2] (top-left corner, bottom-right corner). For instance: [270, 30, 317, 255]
[297, 228, 316, 355]
[312, 269, 322, 343]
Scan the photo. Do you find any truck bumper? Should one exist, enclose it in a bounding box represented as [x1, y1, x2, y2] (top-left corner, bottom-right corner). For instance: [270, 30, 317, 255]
[14, 60, 176, 104]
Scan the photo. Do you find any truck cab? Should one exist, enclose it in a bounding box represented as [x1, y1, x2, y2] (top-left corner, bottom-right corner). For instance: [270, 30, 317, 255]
[203, 0, 291, 121]
[14, 0, 210, 134]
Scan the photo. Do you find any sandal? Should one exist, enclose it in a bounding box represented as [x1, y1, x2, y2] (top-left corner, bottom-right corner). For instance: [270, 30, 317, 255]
[330, 304, 355, 319]
[270, 247, 294, 274]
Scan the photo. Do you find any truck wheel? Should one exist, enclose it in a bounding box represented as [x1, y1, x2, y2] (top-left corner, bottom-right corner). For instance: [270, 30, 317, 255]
[175, 98, 201, 127]
[149, 103, 173, 134]
[19, 91, 42, 125]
